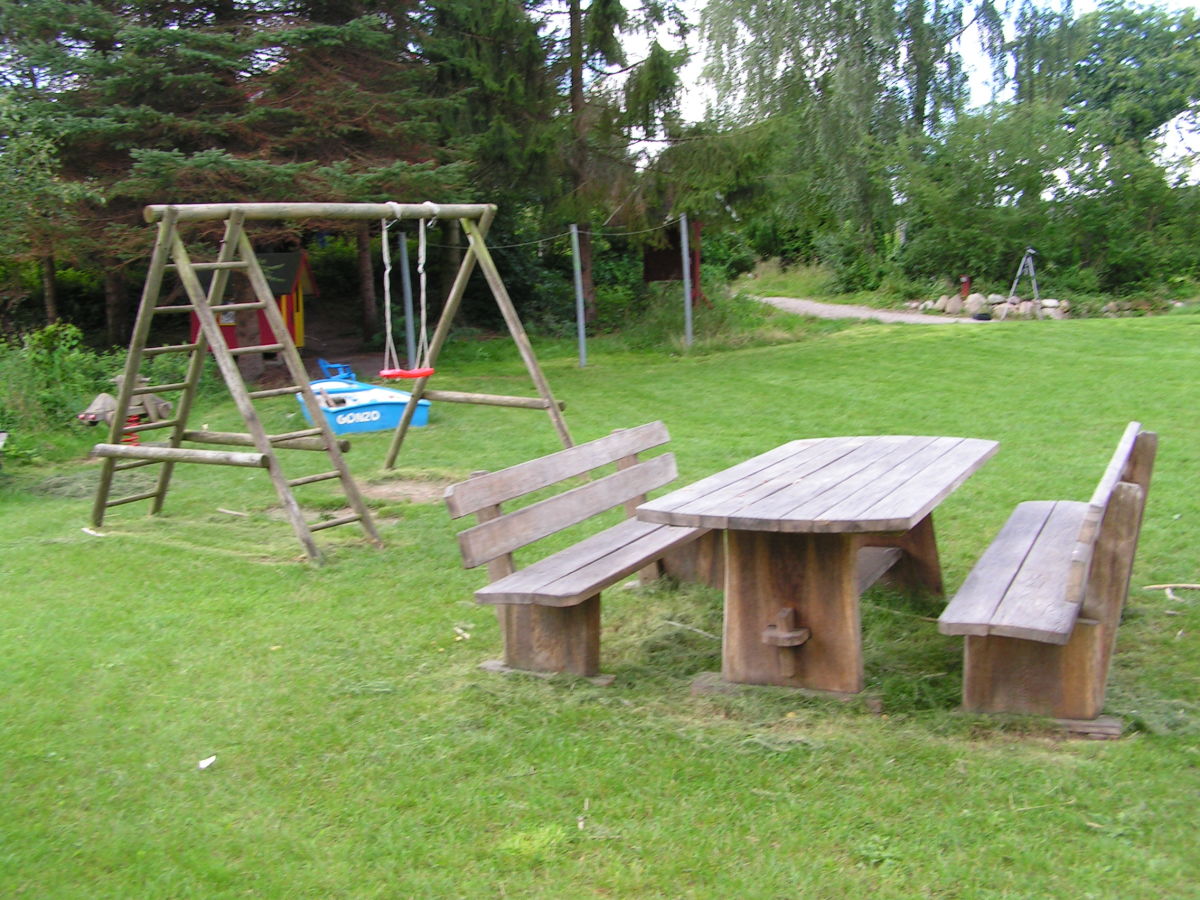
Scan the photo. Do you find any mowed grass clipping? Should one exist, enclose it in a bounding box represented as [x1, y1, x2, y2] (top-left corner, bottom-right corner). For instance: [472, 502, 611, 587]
[1, 313, 1199, 898]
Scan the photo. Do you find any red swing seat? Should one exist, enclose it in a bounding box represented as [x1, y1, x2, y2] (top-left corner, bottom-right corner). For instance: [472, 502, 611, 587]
[380, 367, 435, 379]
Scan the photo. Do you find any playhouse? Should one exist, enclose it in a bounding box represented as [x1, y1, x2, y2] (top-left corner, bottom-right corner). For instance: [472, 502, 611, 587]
[189, 250, 314, 349]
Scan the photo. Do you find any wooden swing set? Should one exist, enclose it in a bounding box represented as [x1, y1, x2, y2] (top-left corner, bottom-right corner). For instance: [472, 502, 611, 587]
[367, 201, 574, 467]
[163, 201, 572, 470]
[90, 201, 573, 561]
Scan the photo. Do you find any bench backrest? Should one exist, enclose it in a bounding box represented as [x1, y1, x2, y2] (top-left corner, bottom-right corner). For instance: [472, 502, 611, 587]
[445, 422, 677, 571]
[1067, 421, 1157, 617]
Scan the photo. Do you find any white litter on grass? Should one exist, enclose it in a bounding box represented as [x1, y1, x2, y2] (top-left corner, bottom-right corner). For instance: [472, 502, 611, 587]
[81, 527, 106, 537]
[198, 755, 217, 770]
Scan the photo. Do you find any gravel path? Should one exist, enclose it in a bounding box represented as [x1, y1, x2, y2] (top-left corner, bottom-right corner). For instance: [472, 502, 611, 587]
[758, 295, 982, 324]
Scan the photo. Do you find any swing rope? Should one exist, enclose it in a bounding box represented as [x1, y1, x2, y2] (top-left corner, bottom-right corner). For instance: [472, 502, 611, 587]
[380, 207, 436, 380]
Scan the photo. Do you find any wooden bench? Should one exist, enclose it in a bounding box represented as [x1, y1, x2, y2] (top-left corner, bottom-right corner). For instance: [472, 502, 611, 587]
[939, 422, 1157, 724]
[444, 422, 719, 678]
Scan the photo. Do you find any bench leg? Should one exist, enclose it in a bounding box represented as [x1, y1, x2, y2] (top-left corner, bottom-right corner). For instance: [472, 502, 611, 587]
[963, 619, 1112, 719]
[495, 596, 601, 678]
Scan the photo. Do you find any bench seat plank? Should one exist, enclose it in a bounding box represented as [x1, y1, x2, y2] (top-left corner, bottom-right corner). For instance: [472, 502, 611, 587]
[939, 500, 1089, 643]
[989, 500, 1090, 643]
[475, 518, 708, 607]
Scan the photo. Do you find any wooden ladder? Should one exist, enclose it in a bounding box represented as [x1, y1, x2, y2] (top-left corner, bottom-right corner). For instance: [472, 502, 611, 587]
[89, 208, 381, 562]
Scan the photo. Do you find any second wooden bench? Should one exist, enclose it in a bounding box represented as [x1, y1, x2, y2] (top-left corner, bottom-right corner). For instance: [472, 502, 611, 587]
[938, 422, 1156, 724]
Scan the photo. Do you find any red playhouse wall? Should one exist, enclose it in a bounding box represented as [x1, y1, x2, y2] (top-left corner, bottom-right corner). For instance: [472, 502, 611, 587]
[188, 251, 316, 350]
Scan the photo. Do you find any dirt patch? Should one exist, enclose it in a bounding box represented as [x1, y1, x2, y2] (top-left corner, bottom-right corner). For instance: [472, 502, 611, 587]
[359, 478, 449, 504]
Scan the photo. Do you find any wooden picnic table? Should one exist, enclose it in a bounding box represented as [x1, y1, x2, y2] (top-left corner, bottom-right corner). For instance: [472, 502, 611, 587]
[636, 435, 999, 694]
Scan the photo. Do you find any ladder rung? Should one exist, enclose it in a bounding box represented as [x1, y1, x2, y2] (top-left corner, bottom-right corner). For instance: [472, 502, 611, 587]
[143, 343, 200, 356]
[182, 429, 350, 453]
[308, 514, 363, 533]
[124, 418, 181, 433]
[114, 459, 160, 471]
[422, 389, 563, 410]
[92, 443, 268, 468]
[105, 490, 161, 508]
[230, 343, 284, 356]
[268, 429, 324, 442]
[248, 386, 302, 399]
[169, 261, 249, 271]
[210, 302, 267, 312]
[289, 471, 341, 487]
[133, 382, 187, 394]
[154, 305, 195, 314]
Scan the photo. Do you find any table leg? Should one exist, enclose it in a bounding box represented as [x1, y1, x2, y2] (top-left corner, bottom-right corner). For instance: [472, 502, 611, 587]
[722, 530, 864, 693]
[861, 513, 945, 598]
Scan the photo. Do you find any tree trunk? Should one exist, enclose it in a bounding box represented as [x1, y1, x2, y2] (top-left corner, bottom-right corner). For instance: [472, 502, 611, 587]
[357, 221, 378, 342]
[103, 269, 127, 346]
[41, 253, 59, 324]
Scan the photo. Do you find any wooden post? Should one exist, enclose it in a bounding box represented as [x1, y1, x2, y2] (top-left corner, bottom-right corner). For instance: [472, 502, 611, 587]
[680, 214, 693, 348]
[571, 224, 587, 367]
[92, 211, 178, 528]
[463, 218, 573, 449]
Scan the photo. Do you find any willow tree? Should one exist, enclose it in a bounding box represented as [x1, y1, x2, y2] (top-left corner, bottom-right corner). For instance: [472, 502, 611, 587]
[700, 0, 1005, 281]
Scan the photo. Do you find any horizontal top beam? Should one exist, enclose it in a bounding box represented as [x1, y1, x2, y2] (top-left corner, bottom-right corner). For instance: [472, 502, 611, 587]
[143, 202, 496, 224]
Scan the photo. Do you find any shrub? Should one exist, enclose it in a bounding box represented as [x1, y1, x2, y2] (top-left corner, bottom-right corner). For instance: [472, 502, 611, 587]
[0, 322, 218, 440]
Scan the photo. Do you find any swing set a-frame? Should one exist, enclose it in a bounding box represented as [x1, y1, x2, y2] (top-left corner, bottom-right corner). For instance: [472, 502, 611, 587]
[91, 201, 573, 561]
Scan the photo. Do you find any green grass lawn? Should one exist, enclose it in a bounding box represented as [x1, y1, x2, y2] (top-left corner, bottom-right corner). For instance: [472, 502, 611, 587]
[2, 313, 1199, 897]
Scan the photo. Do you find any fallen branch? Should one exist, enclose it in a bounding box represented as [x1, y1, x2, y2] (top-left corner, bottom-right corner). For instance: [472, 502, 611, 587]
[664, 620, 719, 640]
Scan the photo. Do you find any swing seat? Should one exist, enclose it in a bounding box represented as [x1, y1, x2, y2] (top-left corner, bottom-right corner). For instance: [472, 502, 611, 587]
[380, 367, 435, 379]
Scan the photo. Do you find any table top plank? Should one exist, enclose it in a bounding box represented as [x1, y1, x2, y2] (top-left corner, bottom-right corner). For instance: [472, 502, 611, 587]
[812, 436, 963, 527]
[819, 437, 1001, 532]
[725, 436, 925, 531]
[637, 435, 999, 534]
[638, 437, 865, 524]
[685, 437, 875, 525]
[629, 440, 808, 518]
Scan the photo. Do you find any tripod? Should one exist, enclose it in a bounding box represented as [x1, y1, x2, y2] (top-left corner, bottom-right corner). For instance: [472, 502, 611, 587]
[1007, 247, 1042, 318]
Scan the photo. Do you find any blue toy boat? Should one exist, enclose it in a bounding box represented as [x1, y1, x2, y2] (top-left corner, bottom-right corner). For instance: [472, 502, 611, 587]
[298, 378, 430, 435]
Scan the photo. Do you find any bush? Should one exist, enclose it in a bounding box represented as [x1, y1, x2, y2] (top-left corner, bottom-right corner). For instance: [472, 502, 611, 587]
[700, 229, 757, 280]
[0, 322, 218, 441]
[0, 324, 124, 434]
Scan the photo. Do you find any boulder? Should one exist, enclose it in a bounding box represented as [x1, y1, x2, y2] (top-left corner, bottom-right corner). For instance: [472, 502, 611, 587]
[965, 293, 987, 315]
[1041, 298, 1060, 309]
[988, 293, 1007, 305]
[1018, 300, 1035, 318]
[945, 294, 964, 315]
[934, 295, 949, 311]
